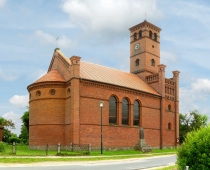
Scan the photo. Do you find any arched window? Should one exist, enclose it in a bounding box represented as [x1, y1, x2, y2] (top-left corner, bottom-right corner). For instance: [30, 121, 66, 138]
[168, 104, 171, 111]
[149, 30, 152, 38]
[139, 30, 142, 38]
[154, 33, 157, 41]
[151, 59, 155, 66]
[109, 96, 117, 124]
[134, 33, 137, 40]
[122, 98, 129, 125]
[168, 122, 171, 130]
[135, 59, 140, 66]
[133, 100, 140, 126]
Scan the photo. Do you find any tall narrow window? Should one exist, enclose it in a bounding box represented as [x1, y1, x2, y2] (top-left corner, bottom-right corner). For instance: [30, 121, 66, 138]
[133, 100, 140, 126]
[122, 98, 129, 125]
[139, 30, 142, 38]
[154, 33, 157, 41]
[149, 30, 152, 38]
[134, 33, 137, 40]
[109, 96, 117, 124]
[135, 59, 140, 66]
[151, 59, 155, 66]
[168, 104, 171, 111]
[168, 123, 171, 130]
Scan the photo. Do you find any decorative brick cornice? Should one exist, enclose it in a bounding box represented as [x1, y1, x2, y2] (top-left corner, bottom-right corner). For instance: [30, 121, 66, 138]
[81, 80, 161, 99]
[29, 97, 66, 103]
[130, 50, 160, 58]
[27, 81, 66, 92]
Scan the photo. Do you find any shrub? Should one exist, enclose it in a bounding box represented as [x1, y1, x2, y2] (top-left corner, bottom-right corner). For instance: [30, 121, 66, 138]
[0, 142, 6, 152]
[177, 125, 210, 170]
[8, 137, 20, 144]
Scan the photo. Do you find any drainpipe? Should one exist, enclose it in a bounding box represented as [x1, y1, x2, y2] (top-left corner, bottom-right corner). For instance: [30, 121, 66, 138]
[160, 96, 163, 149]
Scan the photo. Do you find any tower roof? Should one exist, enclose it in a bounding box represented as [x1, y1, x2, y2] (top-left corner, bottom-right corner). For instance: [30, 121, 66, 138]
[129, 20, 161, 33]
[34, 69, 65, 83]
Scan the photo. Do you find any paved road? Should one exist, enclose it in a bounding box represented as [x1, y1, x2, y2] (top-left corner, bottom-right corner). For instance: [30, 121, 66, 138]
[0, 155, 176, 170]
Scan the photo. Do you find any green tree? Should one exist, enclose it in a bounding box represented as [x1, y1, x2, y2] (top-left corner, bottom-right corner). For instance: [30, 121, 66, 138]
[19, 107, 29, 144]
[0, 117, 15, 143]
[19, 125, 29, 144]
[2, 129, 12, 143]
[179, 110, 208, 143]
[0, 117, 15, 129]
[21, 107, 29, 131]
[177, 125, 210, 169]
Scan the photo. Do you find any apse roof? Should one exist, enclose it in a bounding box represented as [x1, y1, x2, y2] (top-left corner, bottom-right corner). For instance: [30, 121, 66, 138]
[34, 69, 65, 83]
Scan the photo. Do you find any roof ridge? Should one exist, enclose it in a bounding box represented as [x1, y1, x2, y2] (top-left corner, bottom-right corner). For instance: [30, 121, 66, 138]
[81, 61, 131, 74]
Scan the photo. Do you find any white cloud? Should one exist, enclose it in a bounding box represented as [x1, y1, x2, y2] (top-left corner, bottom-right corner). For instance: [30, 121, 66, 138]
[2, 111, 21, 127]
[35, 30, 55, 46]
[0, 67, 18, 81]
[34, 30, 76, 49]
[2, 111, 22, 135]
[9, 95, 29, 108]
[161, 51, 177, 64]
[170, 1, 210, 28]
[61, 0, 164, 38]
[180, 79, 210, 115]
[0, 0, 6, 9]
[191, 79, 210, 94]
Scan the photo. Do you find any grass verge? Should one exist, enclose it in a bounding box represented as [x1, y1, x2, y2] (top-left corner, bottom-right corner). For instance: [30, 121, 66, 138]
[156, 165, 177, 170]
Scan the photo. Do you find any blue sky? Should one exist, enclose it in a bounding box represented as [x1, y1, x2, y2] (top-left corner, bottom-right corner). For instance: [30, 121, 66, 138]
[1, 0, 210, 135]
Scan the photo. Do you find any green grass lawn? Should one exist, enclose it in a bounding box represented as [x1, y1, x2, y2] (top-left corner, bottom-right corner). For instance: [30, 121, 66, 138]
[0, 144, 177, 164]
[0, 144, 176, 157]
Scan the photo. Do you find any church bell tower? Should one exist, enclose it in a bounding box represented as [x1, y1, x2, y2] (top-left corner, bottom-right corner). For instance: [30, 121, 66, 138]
[129, 20, 161, 80]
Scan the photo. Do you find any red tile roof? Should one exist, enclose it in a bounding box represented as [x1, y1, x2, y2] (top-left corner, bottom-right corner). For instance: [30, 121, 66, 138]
[80, 61, 160, 95]
[35, 69, 65, 83]
[36, 50, 159, 96]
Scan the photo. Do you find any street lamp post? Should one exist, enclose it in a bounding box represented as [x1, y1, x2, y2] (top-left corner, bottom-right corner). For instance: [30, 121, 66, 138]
[99, 102, 104, 155]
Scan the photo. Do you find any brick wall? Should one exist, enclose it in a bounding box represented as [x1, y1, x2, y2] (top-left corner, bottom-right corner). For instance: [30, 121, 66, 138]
[79, 81, 163, 148]
[29, 84, 66, 146]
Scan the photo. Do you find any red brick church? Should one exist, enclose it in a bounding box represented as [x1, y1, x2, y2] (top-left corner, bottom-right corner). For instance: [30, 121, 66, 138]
[27, 20, 180, 149]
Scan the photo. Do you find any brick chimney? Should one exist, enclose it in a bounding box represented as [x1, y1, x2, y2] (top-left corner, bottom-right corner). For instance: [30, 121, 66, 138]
[70, 56, 81, 77]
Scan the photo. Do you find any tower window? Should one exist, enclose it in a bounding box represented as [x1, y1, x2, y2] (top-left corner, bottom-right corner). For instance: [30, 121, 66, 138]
[168, 122, 171, 130]
[139, 30, 142, 38]
[168, 104, 171, 111]
[149, 30, 152, 38]
[154, 33, 157, 41]
[135, 59, 140, 66]
[151, 59, 155, 66]
[134, 33, 137, 40]
[67, 88, 70, 95]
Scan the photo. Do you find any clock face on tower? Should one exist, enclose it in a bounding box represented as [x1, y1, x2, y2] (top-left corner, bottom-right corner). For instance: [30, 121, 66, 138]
[134, 43, 140, 50]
